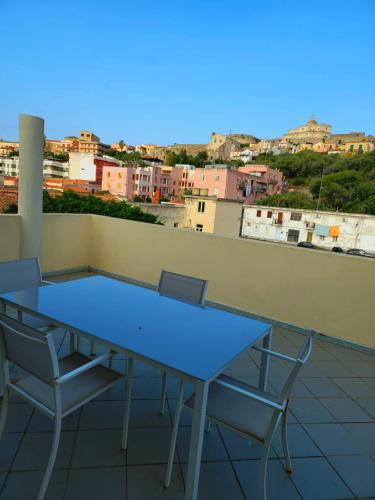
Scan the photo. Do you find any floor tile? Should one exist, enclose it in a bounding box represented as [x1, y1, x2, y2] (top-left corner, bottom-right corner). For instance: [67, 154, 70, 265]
[302, 423, 362, 455]
[129, 400, 172, 428]
[319, 397, 373, 423]
[0, 469, 67, 500]
[127, 427, 173, 465]
[133, 361, 162, 378]
[290, 457, 353, 499]
[65, 467, 126, 500]
[354, 398, 375, 419]
[28, 409, 79, 432]
[127, 464, 185, 500]
[132, 377, 180, 400]
[342, 361, 375, 377]
[300, 361, 354, 378]
[272, 424, 322, 458]
[234, 458, 301, 500]
[12, 431, 75, 471]
[289, 398, 336, 423]
[227, 358, 260, 378]
[71, 429, 125, 467]
[79, 401, 124, 430]
[167, 400, 193, 427]
[182, 461, 244, 500]
[300, 378, 346, 397]
[327, 455, 375, 498]
[177, 426, 228, 463]
[94, 380, 126, 401]
[1, 404, 32, 433]
[331, 378, 375, 398]
[0, 434, 23, 471]
[341, 423, 375, 454]
[219, 427, 277, 460]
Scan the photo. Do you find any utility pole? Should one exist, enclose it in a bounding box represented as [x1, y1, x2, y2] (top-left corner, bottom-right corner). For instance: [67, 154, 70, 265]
[316, 166, 324, 211]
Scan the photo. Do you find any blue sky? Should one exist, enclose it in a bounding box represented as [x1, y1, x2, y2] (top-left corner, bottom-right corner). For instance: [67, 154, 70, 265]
[1, 0, 374, 144]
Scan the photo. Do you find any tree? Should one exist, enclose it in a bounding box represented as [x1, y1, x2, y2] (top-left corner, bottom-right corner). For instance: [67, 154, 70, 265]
[5, 190, 161, 224]
[256, 192, 315, 209]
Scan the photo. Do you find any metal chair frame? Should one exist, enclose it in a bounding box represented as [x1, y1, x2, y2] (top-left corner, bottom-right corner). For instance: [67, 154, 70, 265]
[164, 332, 313, 499]
[0, 314, 126, 500]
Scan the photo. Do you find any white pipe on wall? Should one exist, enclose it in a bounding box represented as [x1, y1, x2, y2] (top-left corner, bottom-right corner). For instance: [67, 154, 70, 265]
[18, 114, 44, 259]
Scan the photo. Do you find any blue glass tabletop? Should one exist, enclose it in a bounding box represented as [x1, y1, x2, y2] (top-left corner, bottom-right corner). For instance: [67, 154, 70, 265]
[1, 276, 271, 381]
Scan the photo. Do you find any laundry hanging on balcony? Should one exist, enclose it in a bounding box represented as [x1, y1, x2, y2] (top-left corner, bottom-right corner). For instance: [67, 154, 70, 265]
[314, 224, 330, 237]
[329, 226, 340, 237]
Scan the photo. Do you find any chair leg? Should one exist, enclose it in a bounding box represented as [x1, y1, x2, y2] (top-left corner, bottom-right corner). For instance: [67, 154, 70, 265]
[37, 416, 62, 500]
[164, 379, 185, 489]
[0, 386, 10, 439]
[121, 358, 133, 450]
[281, 408, 292, 473]
[259, 439, 272, 500]
[159, 371, 167, 415]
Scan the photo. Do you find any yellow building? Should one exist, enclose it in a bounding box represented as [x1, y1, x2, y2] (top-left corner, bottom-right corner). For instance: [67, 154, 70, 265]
[344, 141, 375, 153]
[183, 192, 243, 238]
[284, 115, 331, 144]
[78, 131, 111, 155]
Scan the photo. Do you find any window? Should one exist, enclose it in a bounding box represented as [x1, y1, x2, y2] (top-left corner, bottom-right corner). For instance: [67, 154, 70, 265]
[174, 222, 179, 228]
[256, 210, 262, 217]
[214, 188, 219, 195]
[287, 229, 300, 242]
[197, 201, 205, 213]
[117, 183, 121, 189]
[118, 172, 122, 179]
[200, 175, 205, 181]
[215, 175, 220, 182]
[106, 172, 111, 177]
[333, 236, 338, 242]
[196, 224, 203, 232]
[319, 235, 325, 241]
[290, 212, 302, 221]
[267, 211, 272, 218]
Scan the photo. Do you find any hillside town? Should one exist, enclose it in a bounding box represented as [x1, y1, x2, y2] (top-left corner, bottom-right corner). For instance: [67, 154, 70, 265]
[1, 117, 375, 254]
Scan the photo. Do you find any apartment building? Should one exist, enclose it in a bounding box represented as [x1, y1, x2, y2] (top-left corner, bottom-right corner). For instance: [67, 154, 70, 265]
[0, 157, 68, 178]
[238, 165, 283, 196]
[194, 166, 276, 204]
[68, 152, 121, 184]
[241, 205, 375, 252]
[0, 141, 18, 156]
[165, 164, 196, 198]
[183, 191, 243, 237]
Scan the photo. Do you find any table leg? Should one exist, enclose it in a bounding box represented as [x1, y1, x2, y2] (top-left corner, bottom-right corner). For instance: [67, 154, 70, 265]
[185, 380, 209, 500]
[259, 328, 272, 391]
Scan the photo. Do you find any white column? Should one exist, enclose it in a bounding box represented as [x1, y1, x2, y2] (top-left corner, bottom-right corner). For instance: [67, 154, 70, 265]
[18, 114, 44, 259]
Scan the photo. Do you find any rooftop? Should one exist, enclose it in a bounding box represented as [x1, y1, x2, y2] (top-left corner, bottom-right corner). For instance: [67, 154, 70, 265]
[1, 269, 374, 499]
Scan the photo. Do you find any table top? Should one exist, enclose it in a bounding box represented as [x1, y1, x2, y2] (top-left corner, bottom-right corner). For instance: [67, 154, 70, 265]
[1, 276, 271, 382]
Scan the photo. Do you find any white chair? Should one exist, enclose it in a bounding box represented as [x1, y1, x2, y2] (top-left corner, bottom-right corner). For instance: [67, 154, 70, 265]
[0, 313, 125, 500]
[158, 271, 208, 414]
[0, 257, 55, 331]
[164, 332, 313, 499]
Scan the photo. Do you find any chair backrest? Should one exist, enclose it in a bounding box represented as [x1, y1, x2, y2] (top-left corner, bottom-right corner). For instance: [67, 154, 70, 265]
[0, 257, 42, 295]
[0, 313, 59, 385]
[158, 270, 208, 305]
[277, 331, 313, 405]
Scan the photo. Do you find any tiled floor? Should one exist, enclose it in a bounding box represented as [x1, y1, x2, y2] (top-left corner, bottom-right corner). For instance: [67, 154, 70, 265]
[1, 271, 375, 499]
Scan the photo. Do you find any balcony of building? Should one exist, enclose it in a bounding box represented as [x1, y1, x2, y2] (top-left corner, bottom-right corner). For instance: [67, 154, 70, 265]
[0, 212, 374, 499]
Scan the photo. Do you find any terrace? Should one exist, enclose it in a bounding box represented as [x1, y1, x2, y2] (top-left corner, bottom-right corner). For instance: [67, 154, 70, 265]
[0, 116, 374, 499]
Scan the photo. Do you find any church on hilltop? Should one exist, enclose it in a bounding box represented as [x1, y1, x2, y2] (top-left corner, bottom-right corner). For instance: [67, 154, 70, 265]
[283, 115, 332, 144]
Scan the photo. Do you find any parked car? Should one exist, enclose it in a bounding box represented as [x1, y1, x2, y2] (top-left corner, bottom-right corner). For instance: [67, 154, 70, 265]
[332, 247, 344, 253]
[347, 248, 373, 258]
[297, 241, 315, 249]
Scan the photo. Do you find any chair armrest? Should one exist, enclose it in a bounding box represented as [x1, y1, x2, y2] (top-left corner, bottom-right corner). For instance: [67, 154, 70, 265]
[252, 345, 297, 364]
[55, 351, 117, 385]
[215, 377, 284, 411]
[42, 280, 55, 286]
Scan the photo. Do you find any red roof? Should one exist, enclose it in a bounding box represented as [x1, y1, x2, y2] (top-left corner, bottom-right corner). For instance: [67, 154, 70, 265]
[0, 188, 18, 213]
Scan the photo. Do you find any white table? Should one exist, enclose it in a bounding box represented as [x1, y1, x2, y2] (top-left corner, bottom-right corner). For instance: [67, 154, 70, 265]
[0, 275, 272, 500]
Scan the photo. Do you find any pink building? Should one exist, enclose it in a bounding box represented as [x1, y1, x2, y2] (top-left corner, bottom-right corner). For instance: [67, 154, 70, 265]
[102, 166, 135, 198]
[238, 165, 283, 196]
[166, 165, 196, 198]
[194, 167, 264, 203]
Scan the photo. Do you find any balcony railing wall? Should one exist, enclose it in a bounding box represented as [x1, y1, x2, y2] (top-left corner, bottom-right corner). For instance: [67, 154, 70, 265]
[0, 213, 374, 349]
